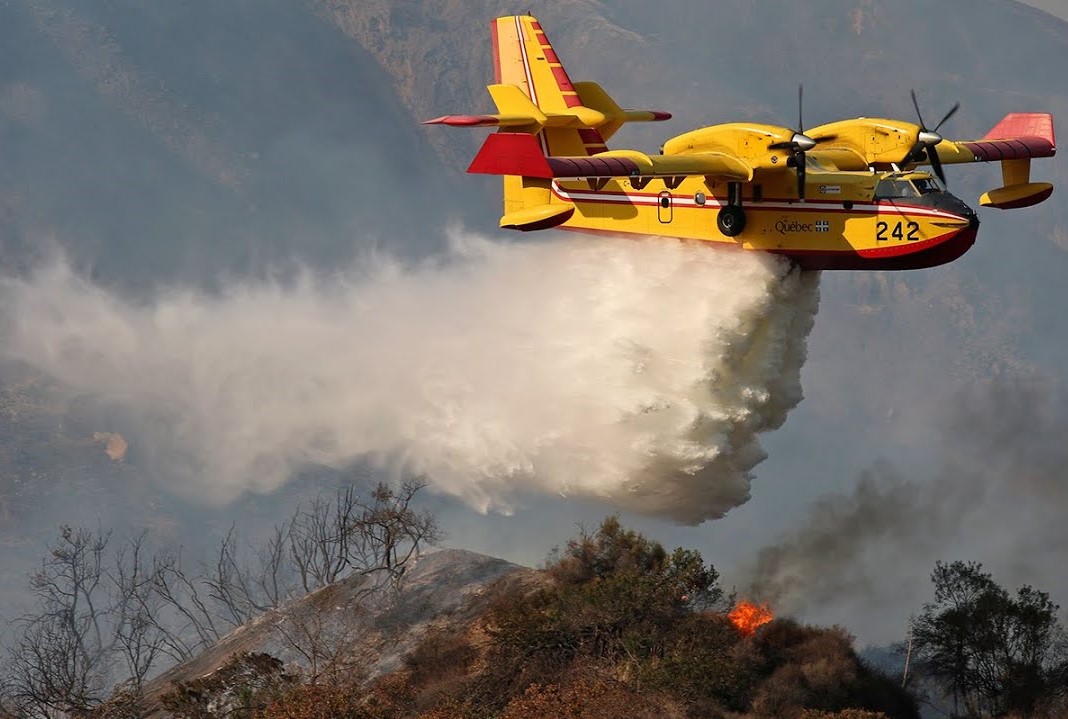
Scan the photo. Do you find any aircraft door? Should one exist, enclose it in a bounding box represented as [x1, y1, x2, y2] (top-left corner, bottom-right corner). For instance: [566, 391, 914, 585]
[658, 190, 673, 223]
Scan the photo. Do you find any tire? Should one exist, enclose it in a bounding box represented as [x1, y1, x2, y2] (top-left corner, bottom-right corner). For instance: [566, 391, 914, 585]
[717, 205, 746, 237]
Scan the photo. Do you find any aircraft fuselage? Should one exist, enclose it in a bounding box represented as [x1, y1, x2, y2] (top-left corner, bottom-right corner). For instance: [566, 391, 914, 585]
[553, 170, 979, 271]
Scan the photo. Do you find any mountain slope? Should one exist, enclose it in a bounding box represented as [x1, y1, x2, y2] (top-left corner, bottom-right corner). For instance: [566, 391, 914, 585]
[0, 0, 474, 283]
[135, 547, 918, 719]
[139, 549, 535, 716]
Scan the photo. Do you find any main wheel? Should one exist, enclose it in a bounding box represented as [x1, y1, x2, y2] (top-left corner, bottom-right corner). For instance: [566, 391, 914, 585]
[717, 205, 746, 237]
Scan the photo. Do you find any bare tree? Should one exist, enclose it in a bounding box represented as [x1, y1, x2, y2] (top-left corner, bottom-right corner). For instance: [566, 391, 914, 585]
[3, 479, 443, 715]
[204, 525, 266, 629]
[6, 526, 112, 717]
[150, 548, 223, 661]
[346, 479, 441, 591]
[254, 520, 292, 611]
[288, 487, 359, 594]
[109, 532, 166, 694]
[208, 479, 442, 618]
[275, 598, 365, 687]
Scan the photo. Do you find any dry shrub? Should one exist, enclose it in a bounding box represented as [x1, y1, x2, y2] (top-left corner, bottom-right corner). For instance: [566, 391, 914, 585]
[499, 675, 667, 719]
[402, 627, 480, 712]
[1007, 699, 1068, 719]
[414, 705, 468, 719]
[464, 588, 576, 712]
[87, 684, 142, 719]
[750, 664, 811, 719]
[162, 652, 294, 719]
[640, 612, 750, 712]
[751, 620, 854, 669]
[366, 672, 416, 710]
[743, 621, 917, 719]
[799, 711, 890, 719]
[253, 683, 368, 719]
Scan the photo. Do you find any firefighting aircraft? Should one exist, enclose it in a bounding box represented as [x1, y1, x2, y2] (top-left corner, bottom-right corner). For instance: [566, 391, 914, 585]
[426, 15, 1056, 270]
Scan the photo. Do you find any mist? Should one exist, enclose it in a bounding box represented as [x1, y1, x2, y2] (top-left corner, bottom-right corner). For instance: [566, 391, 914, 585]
[0, 233, 819, 523]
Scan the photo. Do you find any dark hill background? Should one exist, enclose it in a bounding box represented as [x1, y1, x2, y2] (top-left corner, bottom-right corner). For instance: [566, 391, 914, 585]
[0, 0, 486, 283]
[1, 0, 1066, 645]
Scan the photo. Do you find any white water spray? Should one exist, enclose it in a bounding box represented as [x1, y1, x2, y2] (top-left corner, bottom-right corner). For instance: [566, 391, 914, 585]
[0, 233, 819, 522]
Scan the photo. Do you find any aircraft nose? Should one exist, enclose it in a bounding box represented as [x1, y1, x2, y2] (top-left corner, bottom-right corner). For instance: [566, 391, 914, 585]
[919, 191, 977, 226]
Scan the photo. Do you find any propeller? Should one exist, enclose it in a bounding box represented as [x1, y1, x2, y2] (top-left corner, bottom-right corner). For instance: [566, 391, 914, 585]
[902, 89, 959, 185]
[768, 85, 836, 200]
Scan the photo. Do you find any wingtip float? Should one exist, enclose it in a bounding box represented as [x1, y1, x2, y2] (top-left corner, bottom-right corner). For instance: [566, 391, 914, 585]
[428, 14, 1056, 271]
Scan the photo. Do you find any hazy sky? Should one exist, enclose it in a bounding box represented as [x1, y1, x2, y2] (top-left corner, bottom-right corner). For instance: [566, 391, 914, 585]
[1021, 0, 1068, 20]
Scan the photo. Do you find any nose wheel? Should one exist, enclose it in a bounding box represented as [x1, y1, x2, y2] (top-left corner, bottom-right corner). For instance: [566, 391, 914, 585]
[717, 183, 747, 237]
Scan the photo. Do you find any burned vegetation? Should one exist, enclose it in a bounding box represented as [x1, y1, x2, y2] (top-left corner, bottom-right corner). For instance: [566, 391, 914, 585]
[367, 517, 918, 719]
[5, 513, 1063, 718]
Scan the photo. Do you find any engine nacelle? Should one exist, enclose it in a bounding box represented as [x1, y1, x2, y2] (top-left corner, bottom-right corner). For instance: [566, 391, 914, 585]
[806, 118, 920, 168]
[661, 123, 797, 170]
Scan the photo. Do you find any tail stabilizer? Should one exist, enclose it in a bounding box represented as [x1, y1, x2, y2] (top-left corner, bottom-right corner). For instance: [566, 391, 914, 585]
[427, 15, 671, 156]
[572, 81, 670, 141]
[425, 14, 673, 230]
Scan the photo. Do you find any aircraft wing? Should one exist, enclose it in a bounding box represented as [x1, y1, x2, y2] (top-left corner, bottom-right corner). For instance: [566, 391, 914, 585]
[805, 113, 1055, 171]
[468, 132, 753, 181]
[931, 113, 1056, 165]
[921, 113, 1055, 208]
[804, 147, 870, 172]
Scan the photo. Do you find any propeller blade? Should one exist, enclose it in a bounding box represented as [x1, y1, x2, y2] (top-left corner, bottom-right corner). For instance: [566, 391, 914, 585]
[798, 83, 804, 133]
[910, 89, 927, 130]
[813, 134, 838, 144]
[928, 146, 947, 186]
[933, 102, 960, 133]
[905, 91, 959, 179]
[796, 151, 806, 200]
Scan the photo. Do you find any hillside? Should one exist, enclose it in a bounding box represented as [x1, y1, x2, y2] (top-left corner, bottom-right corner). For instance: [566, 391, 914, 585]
[10, 514, 1066, 718]
[137, 549, 537, 716]
[126, 543, 918, 719]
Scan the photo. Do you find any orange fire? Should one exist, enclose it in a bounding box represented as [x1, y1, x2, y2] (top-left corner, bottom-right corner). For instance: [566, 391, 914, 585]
[729, 600, 774, 636]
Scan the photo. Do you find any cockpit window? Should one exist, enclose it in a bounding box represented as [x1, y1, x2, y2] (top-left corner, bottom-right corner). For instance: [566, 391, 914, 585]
[912, 177, 943, 194]
[874, 179, 918, 199]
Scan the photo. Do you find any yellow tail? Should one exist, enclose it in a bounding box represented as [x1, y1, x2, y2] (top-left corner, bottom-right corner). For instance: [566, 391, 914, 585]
[493, 15, 604, 156]
[425, 15, 671, 229]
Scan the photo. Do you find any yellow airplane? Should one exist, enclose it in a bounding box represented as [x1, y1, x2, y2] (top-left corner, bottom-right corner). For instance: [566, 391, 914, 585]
[427, 15, 1057, 270]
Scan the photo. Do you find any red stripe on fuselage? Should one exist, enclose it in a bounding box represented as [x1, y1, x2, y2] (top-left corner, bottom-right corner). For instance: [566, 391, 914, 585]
[550, 184, 965, 220]
[555, 225, 977, 271]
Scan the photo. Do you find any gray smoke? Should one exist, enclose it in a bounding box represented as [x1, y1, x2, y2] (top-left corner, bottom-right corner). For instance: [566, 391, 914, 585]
[0, 233, 820, 523]
[739, 375, 1068, 637]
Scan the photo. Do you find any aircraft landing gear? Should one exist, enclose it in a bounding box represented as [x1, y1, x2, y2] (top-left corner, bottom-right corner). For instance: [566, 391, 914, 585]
[717, 183, 746, 237]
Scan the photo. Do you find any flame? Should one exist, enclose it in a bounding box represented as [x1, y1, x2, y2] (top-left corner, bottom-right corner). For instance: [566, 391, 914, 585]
[729, 600, 774, 636]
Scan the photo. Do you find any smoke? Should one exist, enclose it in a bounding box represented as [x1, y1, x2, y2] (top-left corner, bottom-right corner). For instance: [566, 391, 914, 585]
[0, 232, 819, 523]
[739, 375, 1068, 636]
